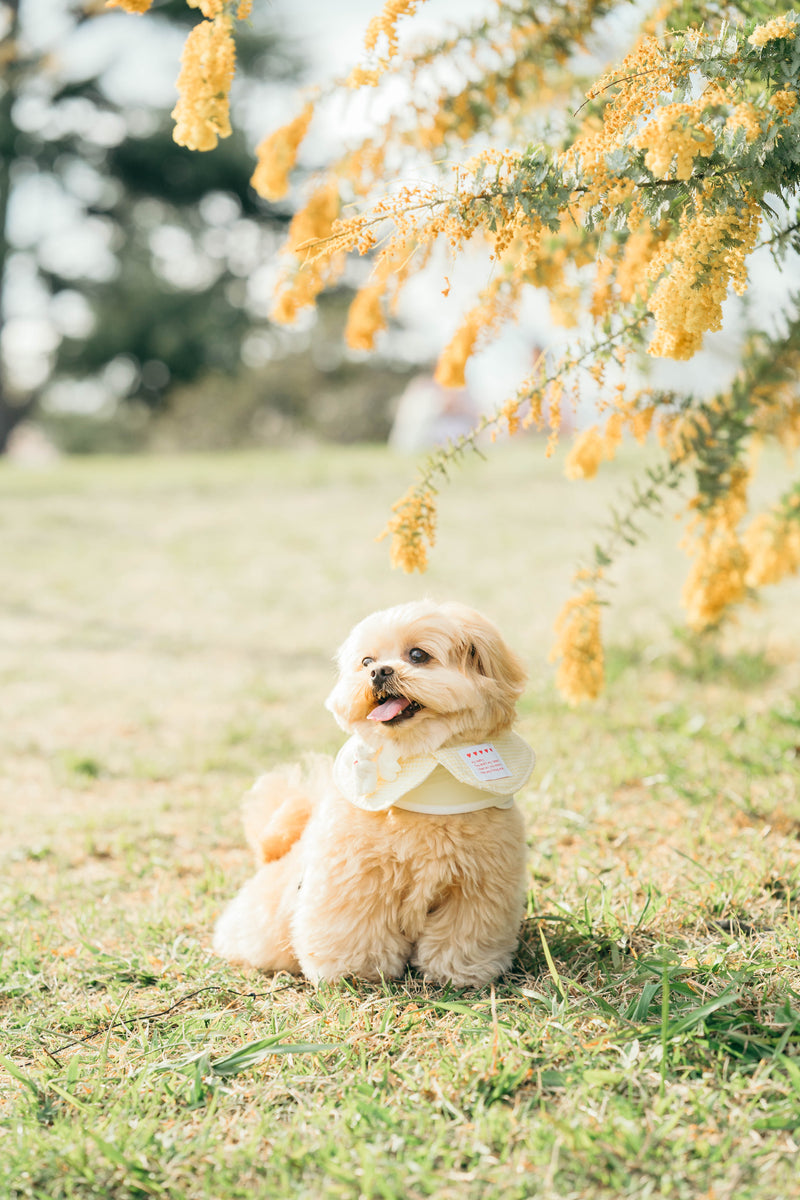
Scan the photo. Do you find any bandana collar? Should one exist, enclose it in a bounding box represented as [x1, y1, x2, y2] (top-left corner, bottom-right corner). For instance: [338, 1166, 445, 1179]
[333, 730, 535, 814]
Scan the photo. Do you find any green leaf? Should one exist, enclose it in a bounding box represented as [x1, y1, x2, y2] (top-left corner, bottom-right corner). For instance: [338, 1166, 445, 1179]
[208, 1039, 340, 1077]
[0, 1055, 41, 1097]
[155, 1034, 341, 1078]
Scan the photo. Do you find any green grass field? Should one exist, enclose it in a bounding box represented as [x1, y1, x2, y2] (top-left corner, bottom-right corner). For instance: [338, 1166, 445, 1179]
[1, 443, 799, 1200]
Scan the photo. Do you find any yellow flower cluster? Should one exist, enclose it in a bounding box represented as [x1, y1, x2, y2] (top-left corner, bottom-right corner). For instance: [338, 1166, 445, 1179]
[770, 89, 798, 118]
[628, 404, 655, 444]
[346, 0, 427, 87]
[286, 180, 340, 253]
[748, 14, 797, 47]
[633, 103, 715, 180]
[682, 525, 749, 630]
[345, 284, 387, 350]
[345, 67, 383, 88]
[251, 103, 315, 201]
[364, 0, 423, 58]
[433, 267, 523, 388]
[172, 14, 235, 152]
[552, 35, 686, 314]
[647, 197, 761, 359]
[514, 208, 570, 312]
[725, 103, 762, 143]
[744, 504, 800, 587]
[681, 467, 749, 630]
[378, 486, 437, 573]
[550, 588, 605, 705]
[577, 34, 684, 164]
[544, 379, 565, 456]
[434, 315, 482, 389]
[561, 127, 636, 220]
[344, 236, 422, 350]
[104, 0, 152, 10]
[564, 426, 606, 479]
[589, 35, 675, 120]
[182, 1, 252, 21]
[105, 0, 153, 12]
[271, 181, 342, 324]
[615, 222, 665, 304]
[564, 412, 624, 480]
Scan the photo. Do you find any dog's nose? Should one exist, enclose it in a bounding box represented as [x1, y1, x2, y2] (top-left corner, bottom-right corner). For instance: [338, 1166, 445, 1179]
[370, 665, 394, 685]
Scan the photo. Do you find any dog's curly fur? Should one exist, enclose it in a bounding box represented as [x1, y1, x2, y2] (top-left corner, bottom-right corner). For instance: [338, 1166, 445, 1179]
[213, 600, 530, 987]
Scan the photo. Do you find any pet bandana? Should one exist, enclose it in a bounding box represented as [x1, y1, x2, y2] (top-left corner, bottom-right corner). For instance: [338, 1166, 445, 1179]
[334, 731, 535, 815]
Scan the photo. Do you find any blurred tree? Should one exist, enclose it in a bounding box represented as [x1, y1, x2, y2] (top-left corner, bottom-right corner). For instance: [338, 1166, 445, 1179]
[0, 0, 24, 447]
[145, 286, 419, 452]
[0, 0, 296, 450]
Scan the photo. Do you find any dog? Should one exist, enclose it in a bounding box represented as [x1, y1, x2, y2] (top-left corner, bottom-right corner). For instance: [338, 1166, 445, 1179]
[213, 600, 534, 987]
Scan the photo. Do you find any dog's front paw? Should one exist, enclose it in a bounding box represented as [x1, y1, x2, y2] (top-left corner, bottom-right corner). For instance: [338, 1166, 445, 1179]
[411, 946, 514, 989]
[298, 945, 410, 985]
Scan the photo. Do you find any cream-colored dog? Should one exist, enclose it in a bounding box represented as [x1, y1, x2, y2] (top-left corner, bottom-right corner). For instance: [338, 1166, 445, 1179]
[213, 600, 534, 987]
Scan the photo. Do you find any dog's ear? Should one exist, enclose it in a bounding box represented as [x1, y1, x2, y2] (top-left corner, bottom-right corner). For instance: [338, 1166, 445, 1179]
[440, 602, 527, 699]
[323, 631, 355, 730]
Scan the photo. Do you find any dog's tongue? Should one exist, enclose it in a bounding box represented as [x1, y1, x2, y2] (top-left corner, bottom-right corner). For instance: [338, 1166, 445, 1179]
[368, 696, 410, 722]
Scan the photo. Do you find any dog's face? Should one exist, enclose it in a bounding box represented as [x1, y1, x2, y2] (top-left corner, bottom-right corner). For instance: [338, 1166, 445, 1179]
[325, 600, 527, 756]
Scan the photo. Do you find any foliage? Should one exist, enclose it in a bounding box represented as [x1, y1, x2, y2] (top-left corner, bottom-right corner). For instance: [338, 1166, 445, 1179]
[125, 0, 800, 702]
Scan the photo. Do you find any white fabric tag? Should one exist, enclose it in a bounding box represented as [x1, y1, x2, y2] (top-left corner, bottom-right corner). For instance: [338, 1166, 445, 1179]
[456, 743, 513, 782]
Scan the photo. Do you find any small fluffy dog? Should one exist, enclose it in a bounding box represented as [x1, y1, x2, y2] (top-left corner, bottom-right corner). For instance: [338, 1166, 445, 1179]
[213, 600, 534, 987]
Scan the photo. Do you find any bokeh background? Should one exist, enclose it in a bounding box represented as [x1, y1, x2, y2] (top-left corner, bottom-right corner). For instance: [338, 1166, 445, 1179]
[4, 0, 798, 459]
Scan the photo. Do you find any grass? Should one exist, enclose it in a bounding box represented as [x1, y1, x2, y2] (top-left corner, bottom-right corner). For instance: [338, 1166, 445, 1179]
[1, 442, 799, 1199]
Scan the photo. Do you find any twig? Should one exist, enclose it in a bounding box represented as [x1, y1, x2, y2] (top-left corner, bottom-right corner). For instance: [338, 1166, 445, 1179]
[43, 983, 301, 1058]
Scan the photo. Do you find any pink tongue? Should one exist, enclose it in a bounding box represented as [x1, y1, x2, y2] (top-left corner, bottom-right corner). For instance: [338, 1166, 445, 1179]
[368, 696, 410, 722]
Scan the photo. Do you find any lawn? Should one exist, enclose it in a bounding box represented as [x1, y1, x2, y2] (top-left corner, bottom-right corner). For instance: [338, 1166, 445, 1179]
[1, 442, 799, 1200]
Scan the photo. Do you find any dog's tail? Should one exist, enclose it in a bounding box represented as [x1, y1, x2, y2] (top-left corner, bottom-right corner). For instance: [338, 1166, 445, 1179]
[241, 754, 332, 865]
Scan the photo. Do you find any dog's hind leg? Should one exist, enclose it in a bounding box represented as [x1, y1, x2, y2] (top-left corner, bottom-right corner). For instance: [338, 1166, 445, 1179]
[213, 843, 304, 973]
[213, 757, 334, 973]
[242, 756, 331, 864]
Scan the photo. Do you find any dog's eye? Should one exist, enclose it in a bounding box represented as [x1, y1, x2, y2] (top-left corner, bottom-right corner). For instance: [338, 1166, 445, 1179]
[408, 647, 430, 664]
[361, 656, 374, 667]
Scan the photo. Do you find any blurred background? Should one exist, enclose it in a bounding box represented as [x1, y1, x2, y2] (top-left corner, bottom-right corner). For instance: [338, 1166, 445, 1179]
[6, 0, 796, 464]
[1, 0, 505, 459]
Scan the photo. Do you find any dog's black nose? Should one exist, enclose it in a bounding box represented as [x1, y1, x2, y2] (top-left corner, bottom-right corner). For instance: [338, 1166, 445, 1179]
[370, 665, 394, 684]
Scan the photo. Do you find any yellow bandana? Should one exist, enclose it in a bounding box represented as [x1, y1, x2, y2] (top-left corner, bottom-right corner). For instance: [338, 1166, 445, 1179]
[334, 731, 535, 814]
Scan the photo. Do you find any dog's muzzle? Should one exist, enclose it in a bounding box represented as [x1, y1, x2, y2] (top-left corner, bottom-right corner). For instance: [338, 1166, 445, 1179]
[367, 664, 422, 724]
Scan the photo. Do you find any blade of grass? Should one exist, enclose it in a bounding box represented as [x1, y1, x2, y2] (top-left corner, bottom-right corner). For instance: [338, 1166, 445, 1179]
[539, 924, 567, 1004]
